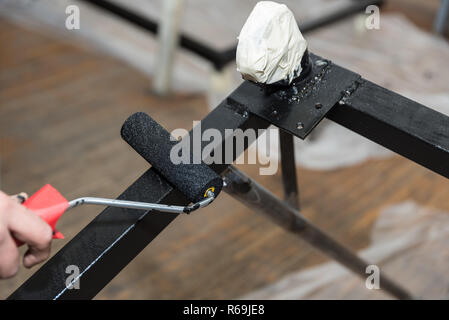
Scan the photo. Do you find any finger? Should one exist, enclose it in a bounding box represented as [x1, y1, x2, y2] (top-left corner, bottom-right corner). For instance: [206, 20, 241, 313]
[10, 192, 28, 204]
[6, 200, 52, 254]
[23, 241, 52, 268]
[0, 227, 20, 279]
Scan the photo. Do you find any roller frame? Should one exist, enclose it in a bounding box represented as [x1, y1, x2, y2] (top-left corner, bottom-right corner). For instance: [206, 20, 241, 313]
[9, 50, 449, 299]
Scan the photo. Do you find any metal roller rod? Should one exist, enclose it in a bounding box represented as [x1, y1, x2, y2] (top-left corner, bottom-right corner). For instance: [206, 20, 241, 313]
[222, 165, 413, 300]
[68, 191, 215, 214]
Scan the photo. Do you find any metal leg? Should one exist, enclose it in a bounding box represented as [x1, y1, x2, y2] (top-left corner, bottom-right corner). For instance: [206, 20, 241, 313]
[223, 165, 413, 300]
[153, 0, 184, 95]
[279, 130, 300, 209]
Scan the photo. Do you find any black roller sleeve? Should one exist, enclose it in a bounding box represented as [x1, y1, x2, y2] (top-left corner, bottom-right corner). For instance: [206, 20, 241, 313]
[121, 112, 222, 203]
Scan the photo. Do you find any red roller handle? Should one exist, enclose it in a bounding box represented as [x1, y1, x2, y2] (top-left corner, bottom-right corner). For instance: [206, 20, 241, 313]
[15, 184, 68, 246]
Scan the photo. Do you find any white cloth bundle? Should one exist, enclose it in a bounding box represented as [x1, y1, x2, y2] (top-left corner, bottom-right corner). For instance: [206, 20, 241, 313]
[236, 1, 308, 84]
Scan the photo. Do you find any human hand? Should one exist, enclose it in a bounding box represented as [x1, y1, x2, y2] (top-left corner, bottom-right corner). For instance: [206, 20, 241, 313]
[0, 191, 52, 279]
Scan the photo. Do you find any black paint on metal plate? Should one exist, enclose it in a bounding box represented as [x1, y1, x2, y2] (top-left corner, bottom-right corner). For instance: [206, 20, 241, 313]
[228, 53, 361, 139]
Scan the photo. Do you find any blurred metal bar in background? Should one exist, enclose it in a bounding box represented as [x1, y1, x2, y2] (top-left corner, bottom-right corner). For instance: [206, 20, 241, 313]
[79, 0, 384, 70]
[154, 0, 184, 95]
[434, 0, 449, 34]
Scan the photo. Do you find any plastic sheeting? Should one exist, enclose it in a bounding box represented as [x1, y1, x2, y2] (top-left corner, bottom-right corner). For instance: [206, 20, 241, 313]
[243, 201, 449, 299]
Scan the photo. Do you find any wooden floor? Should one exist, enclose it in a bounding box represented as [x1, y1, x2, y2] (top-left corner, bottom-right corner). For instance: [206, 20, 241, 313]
[384, 0, 443, 35]
[1, 1, 449, 299]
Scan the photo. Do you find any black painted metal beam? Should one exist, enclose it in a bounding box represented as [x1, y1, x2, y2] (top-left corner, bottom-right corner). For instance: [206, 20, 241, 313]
[279, 130, 300, 209]
[327, 79, 449, 180]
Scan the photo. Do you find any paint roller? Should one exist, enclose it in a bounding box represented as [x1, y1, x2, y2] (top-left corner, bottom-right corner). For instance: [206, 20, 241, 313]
[120, 112, 223, 203]
[15, 112, 222, 246]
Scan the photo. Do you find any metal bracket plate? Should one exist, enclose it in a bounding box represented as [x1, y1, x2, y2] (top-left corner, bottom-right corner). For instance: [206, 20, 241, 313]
[227, 53, 361, 139]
